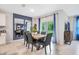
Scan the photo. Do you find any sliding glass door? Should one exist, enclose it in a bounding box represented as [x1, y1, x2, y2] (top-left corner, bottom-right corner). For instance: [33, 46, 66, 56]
[40, 15, 54, 34]
[40, 15, 56, 43]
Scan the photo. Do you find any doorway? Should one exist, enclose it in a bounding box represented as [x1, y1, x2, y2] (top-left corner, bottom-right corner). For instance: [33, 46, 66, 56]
[13, 14, 32, 40]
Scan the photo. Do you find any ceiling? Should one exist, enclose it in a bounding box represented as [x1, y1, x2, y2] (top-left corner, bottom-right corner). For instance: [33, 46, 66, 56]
[0, 4, 79, 17]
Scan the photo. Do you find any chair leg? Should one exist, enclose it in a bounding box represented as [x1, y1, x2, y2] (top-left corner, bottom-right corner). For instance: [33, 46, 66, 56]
[45, 46, 47, 55]
[28, 43, 30, 49]
[31, 44, 33, 52]
[26, 42, 27, 47]
[24, 40, 25, 45]
[49, 44, 51, 54]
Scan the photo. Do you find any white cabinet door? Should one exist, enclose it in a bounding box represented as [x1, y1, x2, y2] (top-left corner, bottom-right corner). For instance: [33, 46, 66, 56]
[0, 13, 6, 26]
[0, 33, 6, 44]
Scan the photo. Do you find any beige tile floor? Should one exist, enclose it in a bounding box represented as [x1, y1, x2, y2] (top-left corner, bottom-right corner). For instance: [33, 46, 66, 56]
[56, 40, 79, 55]
[0, 39, 56, 55]
[0, 39, 79, 55]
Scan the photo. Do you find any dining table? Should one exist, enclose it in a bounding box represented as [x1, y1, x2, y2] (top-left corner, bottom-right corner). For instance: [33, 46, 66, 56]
[32, 33, 46, 40]
[32, 33, 47, 50]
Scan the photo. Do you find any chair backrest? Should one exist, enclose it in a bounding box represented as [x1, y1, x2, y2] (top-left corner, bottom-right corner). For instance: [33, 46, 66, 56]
[45, 33, 52, 45]
[26, 32, 33, 43]
[23, 32, 28, 41]
[41, 32, 46, 35]
[21, 30, 24, 35]
[37, 31, 40, 34]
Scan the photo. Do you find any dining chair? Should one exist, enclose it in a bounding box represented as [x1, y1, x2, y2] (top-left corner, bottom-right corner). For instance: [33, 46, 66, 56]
[38, 33, 52, 54]
[41, 32, 46, 35]
[37, 31, 40, 34]
[23, 31, 28, 47]
[26, 32, 37, 51]
[38, 32, 46, 43]
[39, 32, 46, 42]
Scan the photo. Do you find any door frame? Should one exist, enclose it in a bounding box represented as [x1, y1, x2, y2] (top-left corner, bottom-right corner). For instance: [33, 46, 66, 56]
[13, 13, 32, 40]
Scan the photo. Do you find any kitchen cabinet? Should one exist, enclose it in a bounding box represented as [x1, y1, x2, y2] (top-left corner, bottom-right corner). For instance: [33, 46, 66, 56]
[0, 13, 6, 26]
[0, 33, 6, 44]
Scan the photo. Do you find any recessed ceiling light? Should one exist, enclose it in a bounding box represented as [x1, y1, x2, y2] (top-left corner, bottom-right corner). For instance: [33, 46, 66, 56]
[30, 9, 35, 13]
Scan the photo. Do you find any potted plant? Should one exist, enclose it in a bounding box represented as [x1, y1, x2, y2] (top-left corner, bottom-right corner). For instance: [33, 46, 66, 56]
[32, 24, 37, 34]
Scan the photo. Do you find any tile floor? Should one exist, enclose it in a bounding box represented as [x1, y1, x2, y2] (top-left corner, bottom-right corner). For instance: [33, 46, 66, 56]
[0, 39, 79, 55]
[56, 40, 79, 55]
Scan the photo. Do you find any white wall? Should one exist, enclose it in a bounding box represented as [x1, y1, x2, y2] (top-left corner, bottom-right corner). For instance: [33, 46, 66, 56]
[69, 16, 76, 40]
[56, 10, 68, 45]
[70, 17, 73, 31]
[70, 17, 74, 40]
[6, 12, 13, 43]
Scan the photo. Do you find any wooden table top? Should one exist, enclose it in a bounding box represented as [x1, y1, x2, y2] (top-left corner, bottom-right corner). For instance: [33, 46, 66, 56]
[32, 33, 46, 40]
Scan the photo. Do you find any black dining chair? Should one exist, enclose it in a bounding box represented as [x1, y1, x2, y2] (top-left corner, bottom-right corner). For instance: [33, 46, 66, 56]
[37, 31, 40, 34]
[41, 32, 46, 35]
[38, 32, 46, 43]
[38, 33, 52, 54]
[26, 32, 37, 51]
[23, 31, 28, 47]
